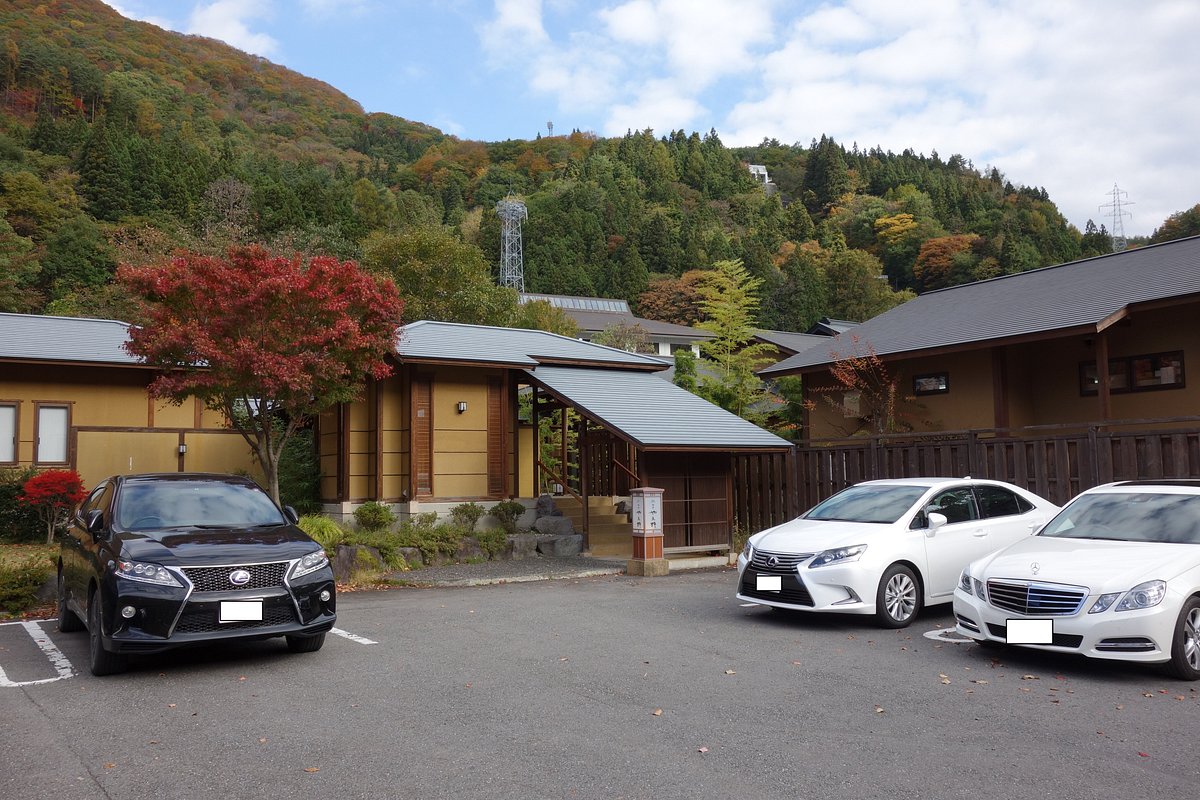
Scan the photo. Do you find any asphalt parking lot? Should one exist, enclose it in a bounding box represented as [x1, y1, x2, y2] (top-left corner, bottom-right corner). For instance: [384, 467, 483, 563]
[2, 567, 1198, 800]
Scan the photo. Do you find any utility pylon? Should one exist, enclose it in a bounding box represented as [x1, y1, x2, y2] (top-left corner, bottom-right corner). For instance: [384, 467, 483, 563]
[496, 194, 528, 291]
[1099, 183, 1133, 252]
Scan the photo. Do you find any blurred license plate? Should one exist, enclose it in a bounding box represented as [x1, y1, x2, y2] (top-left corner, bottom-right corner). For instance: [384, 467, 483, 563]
[220, 601, 263, 622]
[1006, 618, 1053, 644]
[757, 575, 782, 591]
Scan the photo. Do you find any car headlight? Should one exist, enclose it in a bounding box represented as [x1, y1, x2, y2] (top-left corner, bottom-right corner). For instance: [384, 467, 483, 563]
[809, 544, 866, 568]
[1089, 592, 1121, 614]
[116, 560, 182, 587]
[291, 550, 330, 579]
[741, 541, 754, 561]
[1115, 580, 1166, 612]
[958, 569, 972, 594]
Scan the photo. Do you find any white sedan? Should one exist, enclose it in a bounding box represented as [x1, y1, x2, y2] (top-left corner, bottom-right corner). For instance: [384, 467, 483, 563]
[736, 478, 1058, 628]
[954, 480, 1200, 680]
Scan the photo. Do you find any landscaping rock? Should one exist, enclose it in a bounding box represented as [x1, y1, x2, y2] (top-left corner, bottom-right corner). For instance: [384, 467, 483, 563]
[535, 494, 558, 517]
[536, 534, 583, 557]
[333, 544, 384, 582]
[515, 508, 538, 531]
[533, 516, 575, 536]
[397, 547, 424, 569]
[508, 534, 539, 560]
[456, 537, 485, 562]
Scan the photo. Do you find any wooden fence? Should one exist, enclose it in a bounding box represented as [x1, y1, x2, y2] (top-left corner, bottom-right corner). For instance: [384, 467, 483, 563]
[732, 417, 1200, 536]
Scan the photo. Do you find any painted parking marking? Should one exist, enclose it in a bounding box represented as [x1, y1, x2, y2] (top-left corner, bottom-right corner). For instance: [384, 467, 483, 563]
[330, 627, 378, 645]
[0, 619, 76, 687]
[922, 627, 974, 643]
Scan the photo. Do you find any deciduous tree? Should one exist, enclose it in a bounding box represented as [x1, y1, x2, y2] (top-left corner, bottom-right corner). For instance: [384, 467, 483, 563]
[120, 246, 404, 503]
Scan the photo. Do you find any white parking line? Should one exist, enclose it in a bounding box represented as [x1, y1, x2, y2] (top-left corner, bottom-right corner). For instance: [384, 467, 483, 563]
[0, 619, 76, 687]
[330, 627, 377, 645]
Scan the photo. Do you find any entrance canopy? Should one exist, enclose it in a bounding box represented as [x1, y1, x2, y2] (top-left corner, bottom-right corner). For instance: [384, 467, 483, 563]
[524, 366, 790, 451]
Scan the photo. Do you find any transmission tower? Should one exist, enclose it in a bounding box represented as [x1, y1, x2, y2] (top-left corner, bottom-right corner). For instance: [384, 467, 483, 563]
[496, 194, 528, 291]
[1099, 183, 1133, 252]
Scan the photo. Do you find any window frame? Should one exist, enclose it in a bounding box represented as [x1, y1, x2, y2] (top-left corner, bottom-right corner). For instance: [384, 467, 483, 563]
[0, 401, 17, 466]
[33, 402, 72, 466]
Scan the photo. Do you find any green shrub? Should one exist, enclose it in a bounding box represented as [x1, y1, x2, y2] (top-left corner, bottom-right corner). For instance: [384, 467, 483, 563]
[0, 545, 54, 614]
[0, 467, 43, 543]
[394, 512, 464, 563]
[449, 502, 486, 531]
[489, 500, 526, 534]
[278, 427, 322, 514]
[353, 501, 396, 532]
[349, 527, 412, 570]
[298, 514, 347, 552]
[473, 526, 508, 557]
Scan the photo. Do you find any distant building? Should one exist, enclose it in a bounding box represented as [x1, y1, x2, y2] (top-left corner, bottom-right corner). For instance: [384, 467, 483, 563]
[746, 164, 777, 196]
[519, 293, 710, 357]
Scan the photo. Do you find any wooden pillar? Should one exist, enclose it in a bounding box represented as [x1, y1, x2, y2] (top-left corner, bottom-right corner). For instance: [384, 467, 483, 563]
[337, 402, 350, 503]
[531, 386, 540, 495]
[1096, 332, 1112, 422]
[991, 347, 1010, 430]
[509, 371, 519, 498]
[372, 376, 383, 501]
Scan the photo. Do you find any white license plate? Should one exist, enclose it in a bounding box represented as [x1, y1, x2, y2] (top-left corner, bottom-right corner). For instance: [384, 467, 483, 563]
[1006, 618, 1053, 644]
[220, 601, 263, 622]
[756, 575, 782, 591]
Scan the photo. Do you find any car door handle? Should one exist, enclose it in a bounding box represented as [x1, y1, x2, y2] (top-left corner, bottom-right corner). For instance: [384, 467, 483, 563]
[972, 529, 988, 537]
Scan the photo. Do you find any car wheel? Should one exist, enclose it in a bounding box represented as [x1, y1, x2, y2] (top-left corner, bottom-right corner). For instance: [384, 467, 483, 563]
[876, 564, 921, 628]
[57, 571, 84, 633]
[1163, 596, 1200, 681]
[87, 590, 127, 677]
[286, 633, 326, 654]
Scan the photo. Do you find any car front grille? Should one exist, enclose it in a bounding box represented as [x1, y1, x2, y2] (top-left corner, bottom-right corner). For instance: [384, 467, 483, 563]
[750, 549, 813, 574]
[985, 623, 1083, 649]
[739, 569, 814, 606]
[174, 603, 297, 634]
[182, 562, 289, 593]
[986, 579, 1087, 616]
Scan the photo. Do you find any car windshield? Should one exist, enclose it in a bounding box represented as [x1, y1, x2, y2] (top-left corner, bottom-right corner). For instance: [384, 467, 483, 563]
[803, 485, 929, 524]
[117, 480, 286, 531]
[1039, 492, 1200, 544]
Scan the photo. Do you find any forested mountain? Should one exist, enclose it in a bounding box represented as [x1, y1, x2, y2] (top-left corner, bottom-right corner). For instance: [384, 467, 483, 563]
[0, 0, 1188, 332]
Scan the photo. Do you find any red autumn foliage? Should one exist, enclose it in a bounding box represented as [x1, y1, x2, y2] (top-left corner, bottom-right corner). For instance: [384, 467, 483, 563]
[20, 470, 87, 544]
[118, 245, 404, 501]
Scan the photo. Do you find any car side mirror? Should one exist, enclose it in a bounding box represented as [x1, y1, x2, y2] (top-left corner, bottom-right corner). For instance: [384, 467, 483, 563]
[927, 512, 948, 531]
[85, 509, 106, 538]
[284, 506, 299, 524]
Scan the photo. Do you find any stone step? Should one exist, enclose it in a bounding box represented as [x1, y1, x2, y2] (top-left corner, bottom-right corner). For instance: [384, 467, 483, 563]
[585, 524, 633, 540]
[587, 543, 633, 558]
[562, 512, 628, 526]
[552, 495, 617, 509]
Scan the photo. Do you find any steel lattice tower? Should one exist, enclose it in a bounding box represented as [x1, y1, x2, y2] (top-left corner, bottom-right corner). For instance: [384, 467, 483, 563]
[496, 195, 528, 291]
[1099, 183, 1133, 252]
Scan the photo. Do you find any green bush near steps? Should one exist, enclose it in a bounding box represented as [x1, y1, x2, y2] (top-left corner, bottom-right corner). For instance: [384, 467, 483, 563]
[0, 545, 55, 615]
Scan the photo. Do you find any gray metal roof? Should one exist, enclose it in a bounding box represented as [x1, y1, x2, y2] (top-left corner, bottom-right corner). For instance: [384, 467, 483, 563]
[398, 321, 666, 369]
[526, 365, 791, 450]
[519, 292, 711, 341]
[754, 329, 832, 355]
[0, 313, 141, 365]
[519, 293, 631, 313]
[761, 236, 1200, 376]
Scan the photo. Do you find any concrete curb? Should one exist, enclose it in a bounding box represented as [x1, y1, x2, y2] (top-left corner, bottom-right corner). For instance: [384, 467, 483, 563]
[404, 566, 626, 588]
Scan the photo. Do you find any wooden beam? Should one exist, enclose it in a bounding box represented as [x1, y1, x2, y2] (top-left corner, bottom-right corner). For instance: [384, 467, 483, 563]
[991, 347, 1009, 429]
[1096, 332, 1112, 422]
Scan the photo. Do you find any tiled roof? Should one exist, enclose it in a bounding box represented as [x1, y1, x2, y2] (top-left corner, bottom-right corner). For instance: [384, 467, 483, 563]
[761, 236, 1200, 376]
[0, 313, 141, 365]
[397, 321, 667, 369]
[526, 366, 791, 450]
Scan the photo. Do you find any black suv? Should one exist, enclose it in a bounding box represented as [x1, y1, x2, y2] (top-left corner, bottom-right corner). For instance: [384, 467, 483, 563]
[57, 473, 336, 675]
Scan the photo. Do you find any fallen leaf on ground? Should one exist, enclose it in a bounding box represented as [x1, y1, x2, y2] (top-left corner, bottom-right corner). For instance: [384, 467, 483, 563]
[258, 738, 268, 744]
[874, 705, 885, 713]
[1143, 693, 1154, 698]
[167, 703, 176, 708]
[652, 709, 663, 716]
[1116, 704, 1124, 710]
[303, 767, 320, 773]
[972, 680, 989, 685]
[1138, 752, 1150, 758]
[1021, 675, 1039, 681]
[724, 669, 736, 675]
[103, 764, 116, 770]
[698, 747, 709, 754]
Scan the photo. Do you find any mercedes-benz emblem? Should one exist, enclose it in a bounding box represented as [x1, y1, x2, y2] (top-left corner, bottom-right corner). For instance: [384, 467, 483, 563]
[1030, 562, 1041, 576]
[229, 569, 252, 586]
[767, 556, 779, 567]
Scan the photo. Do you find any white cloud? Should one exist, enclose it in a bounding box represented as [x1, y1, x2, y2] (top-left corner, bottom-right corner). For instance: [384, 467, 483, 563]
[186, 0, 280, 58]
[101, 1, 175, 31]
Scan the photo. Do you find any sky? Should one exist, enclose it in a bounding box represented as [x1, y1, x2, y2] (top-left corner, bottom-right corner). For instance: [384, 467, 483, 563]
[105, 0, 1200, 237]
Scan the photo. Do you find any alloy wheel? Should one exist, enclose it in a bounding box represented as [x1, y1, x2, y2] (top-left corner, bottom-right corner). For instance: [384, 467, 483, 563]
[885, 573, 917, 622]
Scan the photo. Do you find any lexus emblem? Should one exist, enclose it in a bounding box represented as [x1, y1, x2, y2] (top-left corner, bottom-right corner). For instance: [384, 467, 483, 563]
[1030, 562, 1041, 576]
[229, 569, 252, 586]
[767, 556, 779, 567]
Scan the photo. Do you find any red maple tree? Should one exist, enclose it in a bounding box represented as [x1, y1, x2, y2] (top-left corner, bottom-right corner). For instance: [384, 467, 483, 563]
[119, 246, 404, 503]
[20, 470, 87, 544]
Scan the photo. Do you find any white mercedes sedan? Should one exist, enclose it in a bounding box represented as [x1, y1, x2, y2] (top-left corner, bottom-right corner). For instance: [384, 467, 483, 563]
[736, 478, 1058, 628]
[954, 480, 1200, 680]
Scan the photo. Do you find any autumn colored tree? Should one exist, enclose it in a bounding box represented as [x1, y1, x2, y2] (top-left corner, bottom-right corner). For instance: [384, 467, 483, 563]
[636, 269, 707, 326]
[807, 336, 923, 435]
[912, 234, 981, 291]
[19, 470, 86, 544]
[120, 246, 404, 503]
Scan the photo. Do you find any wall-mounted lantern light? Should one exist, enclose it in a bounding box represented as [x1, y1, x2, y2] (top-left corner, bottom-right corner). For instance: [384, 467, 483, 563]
[456, 401, 468, 414]
[178, 443, 188, 455]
